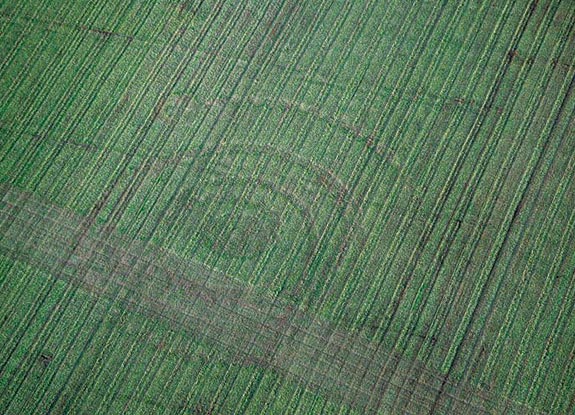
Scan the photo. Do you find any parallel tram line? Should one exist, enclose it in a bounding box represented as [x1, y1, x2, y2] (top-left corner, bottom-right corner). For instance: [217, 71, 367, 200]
[372, 0, 516, 386]
[21, 3, 187, 409]
[432, 0, 575, 386]
[441, 3, 575, 413]
[332, 0, 540, 412]
[310, 0, 448, 325]
[0, 0, 75, 88]
[273, 0, 419, 311]
[239, 1, 387, 407]
[450, 0, 572, 394]
[318, 0, 502, 412]
[5, 2, 217, 413]
[97, 0, 260, 237]
[346, 1, 471, 372]
[499, 68, 575, 400]
[431, 0, 572, 411]
[348, 0, 504, 339]
[358, 0, 504, 410]
[264, 8, 434, 390]
[201, 2, 358, 411]
[386, 0, 532, 374]
[526, 110, 575, 406]
[0, 0, 122, 172]
[310, 1, 472, 412]
[470, 7, 575, 393]
[428, 0, 563, 380]
[404, 0, 540, 410]
[148, 1, 307, 411]
[117, 0, 303, 259]
[163, 0, 354, 299]
[337, 0, 491, 340]
[0, 0, 140, 387]
[210, 0, 371, 304]
[0, 2, 171, 410]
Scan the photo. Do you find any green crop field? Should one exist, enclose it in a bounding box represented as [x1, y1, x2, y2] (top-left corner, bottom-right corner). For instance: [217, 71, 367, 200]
[0, 0, 574, 413]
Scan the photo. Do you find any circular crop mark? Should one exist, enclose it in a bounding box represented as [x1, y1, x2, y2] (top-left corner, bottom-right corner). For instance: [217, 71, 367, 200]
[159, 143, 367, 296]
[165, 152, 319, 288]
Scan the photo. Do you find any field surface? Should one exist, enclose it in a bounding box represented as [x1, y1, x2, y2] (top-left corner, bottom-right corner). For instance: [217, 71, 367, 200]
[1, 0, 574, 413]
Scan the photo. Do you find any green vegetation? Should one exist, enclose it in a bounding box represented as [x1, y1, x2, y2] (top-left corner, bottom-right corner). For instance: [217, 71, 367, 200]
[1, 0, 574, 413]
